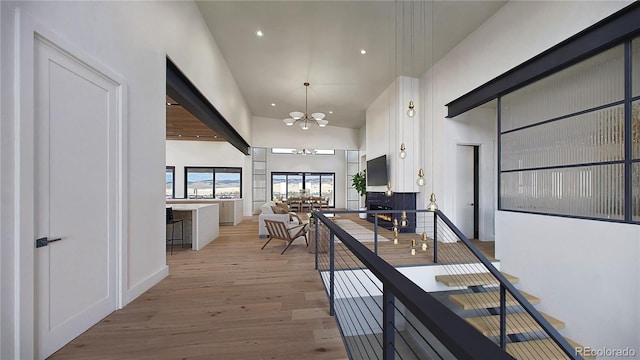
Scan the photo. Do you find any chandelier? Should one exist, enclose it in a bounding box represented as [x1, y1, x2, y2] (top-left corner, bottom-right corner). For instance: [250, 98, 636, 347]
[282, 82, 328, 130]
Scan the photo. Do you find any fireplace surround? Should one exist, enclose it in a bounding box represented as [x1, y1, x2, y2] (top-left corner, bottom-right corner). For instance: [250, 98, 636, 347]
[366, 192, 416, 233]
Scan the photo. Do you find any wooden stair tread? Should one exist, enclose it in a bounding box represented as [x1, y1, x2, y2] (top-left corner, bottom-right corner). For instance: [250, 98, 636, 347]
[506, 339, 595, 360]
[449, 290, 540, 310]
[466, 312, 565, 337]
[435, 272, 518, 287]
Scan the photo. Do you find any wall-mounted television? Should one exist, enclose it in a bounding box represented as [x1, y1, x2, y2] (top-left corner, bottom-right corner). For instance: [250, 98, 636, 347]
[366, 155, 388, 186]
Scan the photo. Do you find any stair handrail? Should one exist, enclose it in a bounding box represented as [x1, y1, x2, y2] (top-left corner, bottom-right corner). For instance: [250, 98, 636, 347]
[434, 209, 583, 360]
[314, 210, 514, 360]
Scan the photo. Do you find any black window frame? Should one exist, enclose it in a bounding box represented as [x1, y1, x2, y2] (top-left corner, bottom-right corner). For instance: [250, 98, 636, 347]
[445, 3, 640, 224]
[271, 172, 336, 207]
[184, 166, 243, 199]
[166, 166, 175, 199]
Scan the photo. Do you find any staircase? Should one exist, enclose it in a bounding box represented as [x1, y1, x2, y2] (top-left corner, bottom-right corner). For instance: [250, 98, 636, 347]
[435, 272, 594, 360]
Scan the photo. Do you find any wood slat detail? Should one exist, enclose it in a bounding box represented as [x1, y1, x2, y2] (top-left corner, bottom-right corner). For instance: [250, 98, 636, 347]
[506, 338, 595, 360]
[449, 290, 540, 310]
[466, 312, 565, 337]
[435, 272, 518, 287]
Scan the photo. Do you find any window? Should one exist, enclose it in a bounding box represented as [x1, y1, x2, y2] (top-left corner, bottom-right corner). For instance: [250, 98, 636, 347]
[166, 166, 175, 199]
[271, 172, 335, 207]
[499, 38, 640, 223]
[185, 167, 242, 199]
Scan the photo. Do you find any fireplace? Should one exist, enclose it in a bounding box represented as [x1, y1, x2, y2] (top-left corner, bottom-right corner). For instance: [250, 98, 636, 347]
[366, 192, 416, 233]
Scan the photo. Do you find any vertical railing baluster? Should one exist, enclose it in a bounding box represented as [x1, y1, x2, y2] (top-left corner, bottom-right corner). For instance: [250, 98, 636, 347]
[329, 229, 335, 317]
[383, 288, 395, 360]
[433, 212, 438, 264]
[500, 285, 507, 350]
[314, 216, 319, 270]
[374, 211, 379, 255]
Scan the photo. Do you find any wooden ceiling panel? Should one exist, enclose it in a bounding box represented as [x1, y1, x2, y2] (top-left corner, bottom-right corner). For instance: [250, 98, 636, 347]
[166, 96, 225, 141]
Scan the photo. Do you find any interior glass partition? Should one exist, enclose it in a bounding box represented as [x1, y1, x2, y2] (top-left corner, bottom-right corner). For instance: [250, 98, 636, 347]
[499, 41, 639, 222]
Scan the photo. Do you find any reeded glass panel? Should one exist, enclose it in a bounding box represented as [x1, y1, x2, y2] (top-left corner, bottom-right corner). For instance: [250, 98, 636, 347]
[253, 161, 266, 175]
[252, 147, 266, 161]
[633, 37, 640, 97]
[501, 164, 624, 219]
[634, 101, 640, 159]
[252, 175, 265, 189]
[501, 105, 624, 171]
[633, 163, 640, 221]
[502, 45, 624, 132]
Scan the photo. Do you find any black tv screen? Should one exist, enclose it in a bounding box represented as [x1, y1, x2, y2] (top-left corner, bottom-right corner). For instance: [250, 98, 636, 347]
[367, 155, 388, 186]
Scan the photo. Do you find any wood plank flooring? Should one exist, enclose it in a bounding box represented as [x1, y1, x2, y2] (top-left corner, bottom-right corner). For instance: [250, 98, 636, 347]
[49, 217, 348, 360]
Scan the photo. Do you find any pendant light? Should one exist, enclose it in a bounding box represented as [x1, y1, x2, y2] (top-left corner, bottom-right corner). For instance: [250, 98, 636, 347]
[416, 168, 425, 186]
[399, 143, 406, 159]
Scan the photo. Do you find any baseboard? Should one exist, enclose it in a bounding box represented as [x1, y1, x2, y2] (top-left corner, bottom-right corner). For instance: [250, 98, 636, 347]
[125, 265, 169, 304]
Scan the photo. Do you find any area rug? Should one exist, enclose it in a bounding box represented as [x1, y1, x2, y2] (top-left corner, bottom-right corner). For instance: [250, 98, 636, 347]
[332, 219, 390, 243]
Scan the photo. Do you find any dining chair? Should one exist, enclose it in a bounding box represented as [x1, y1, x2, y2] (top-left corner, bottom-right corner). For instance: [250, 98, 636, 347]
[166, 207, 184, 254]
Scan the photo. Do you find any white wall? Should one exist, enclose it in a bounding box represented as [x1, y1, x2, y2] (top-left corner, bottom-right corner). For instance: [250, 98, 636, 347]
[266, 150, 347, 209]
[166, 140, 251, 215]
[252, 116, 360, 150]
[0, 1, 252, 358]
[422, 0, 637, 352]
[447, 107, 497, 240]
[365, 76, 420, 194]
[496, 212, 640, 354]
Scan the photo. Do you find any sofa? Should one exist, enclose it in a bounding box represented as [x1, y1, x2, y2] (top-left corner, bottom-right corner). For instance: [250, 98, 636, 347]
[258, 201, 303, 237]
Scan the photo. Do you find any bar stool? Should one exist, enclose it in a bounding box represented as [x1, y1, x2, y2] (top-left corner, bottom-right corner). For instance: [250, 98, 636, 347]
[166, 207, 184, 254]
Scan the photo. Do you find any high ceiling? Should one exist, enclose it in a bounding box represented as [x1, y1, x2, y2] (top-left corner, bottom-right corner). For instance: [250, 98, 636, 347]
[196, 1, 506, 130]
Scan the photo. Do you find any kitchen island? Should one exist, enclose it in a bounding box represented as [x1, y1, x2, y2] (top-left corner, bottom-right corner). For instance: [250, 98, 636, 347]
[167, 203, 219, 251]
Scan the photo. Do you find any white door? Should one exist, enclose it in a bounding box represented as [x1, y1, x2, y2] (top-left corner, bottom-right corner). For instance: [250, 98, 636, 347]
[34, 38, 118, 359]
[455, 145, 475, 239]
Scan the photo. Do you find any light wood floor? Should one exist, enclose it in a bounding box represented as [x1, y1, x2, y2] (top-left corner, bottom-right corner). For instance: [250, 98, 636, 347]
[50, 217, 348, 360]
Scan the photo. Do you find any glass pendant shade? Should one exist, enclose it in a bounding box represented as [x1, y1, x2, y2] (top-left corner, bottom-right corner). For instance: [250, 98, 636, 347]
[290, 111, 304, 120]
[416, 168, 425, 186]
[407, 100, 415, 118]
[421, 232, 428, 251]
[400, 143, 407, 159]
[311, 112, 325, 120]
[283, 118, 295, 126]
[385, 182, 393, 197]
[400, 210, 408, 228]
[300, 122, 309, 130]
[317, 119, 328, 127]
[427, 193, 439, 212]
[410, 239, 416, 255]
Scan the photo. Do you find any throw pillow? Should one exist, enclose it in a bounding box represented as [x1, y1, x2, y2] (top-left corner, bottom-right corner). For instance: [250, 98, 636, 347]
[272, 206, 289, 214]
[276, 202, 291, 212]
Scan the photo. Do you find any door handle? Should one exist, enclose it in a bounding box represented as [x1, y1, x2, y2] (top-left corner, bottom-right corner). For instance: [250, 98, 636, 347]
[35, 236, 63, 248]
[468, 203, 475, 206]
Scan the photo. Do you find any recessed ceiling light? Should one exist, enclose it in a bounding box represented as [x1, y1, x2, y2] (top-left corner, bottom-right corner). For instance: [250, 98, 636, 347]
[166, 102, 171, 106]
[256, 30, 264, 37]
[360, 49, 367, 55]
[271, 103, 276, 107]
[329, 111, 333, 114]
[196, 135, 200, 138]
[214, 135, 218, 138]
[178, 134, 182, 137]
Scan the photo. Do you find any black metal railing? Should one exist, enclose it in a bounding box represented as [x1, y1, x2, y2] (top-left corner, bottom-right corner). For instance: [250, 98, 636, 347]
[312, 210, 514, 360]
[432, 210, 583, 360]
[312, 208, 583, 360]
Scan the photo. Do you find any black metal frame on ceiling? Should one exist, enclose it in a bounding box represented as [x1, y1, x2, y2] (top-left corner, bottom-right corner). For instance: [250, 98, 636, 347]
[445, 2, 640, 118]
[166, 57, 251, 155]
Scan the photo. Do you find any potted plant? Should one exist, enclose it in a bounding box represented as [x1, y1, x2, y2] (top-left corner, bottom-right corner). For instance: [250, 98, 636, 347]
[352, 170, 367, 219]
